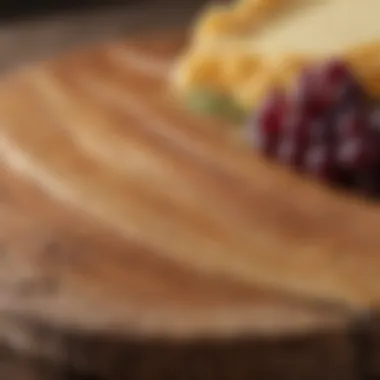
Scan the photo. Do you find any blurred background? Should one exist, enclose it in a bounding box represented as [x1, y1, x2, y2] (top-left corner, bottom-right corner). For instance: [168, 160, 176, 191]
[1, 0, 161, 19]
[0, 0, 206, 69]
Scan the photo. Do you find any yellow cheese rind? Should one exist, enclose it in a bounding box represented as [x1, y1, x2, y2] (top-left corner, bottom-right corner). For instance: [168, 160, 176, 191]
[173, 0, 380, 111]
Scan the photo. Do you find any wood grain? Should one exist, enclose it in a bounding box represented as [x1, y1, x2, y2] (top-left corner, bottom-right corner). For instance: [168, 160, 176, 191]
[0, 31, 376, 379]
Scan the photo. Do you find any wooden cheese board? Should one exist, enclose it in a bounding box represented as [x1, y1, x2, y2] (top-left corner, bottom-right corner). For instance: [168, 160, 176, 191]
[0, 31, 378, 379]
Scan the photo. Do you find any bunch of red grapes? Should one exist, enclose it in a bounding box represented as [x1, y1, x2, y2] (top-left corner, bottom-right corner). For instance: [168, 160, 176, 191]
[250, 59, 380, 197]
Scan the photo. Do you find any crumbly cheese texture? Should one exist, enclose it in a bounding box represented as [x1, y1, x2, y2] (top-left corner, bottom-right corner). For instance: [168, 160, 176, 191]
[173, 0, 380, 112]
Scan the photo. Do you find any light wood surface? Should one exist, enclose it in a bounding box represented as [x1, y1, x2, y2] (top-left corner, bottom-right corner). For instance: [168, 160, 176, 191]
[0, 31, 364, 380]
[1, 0, 380, 374]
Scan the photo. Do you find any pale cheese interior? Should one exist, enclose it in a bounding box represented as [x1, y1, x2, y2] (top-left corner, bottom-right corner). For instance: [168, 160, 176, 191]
[249, 0, 380, 57]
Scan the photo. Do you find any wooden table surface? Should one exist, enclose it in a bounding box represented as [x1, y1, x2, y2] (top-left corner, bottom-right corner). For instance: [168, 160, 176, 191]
[1, 3, 377, 380]
[0, 3, 208, 379]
